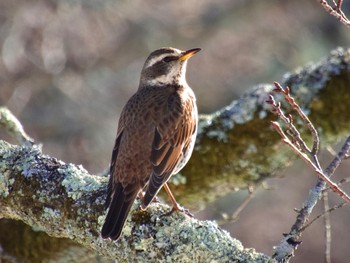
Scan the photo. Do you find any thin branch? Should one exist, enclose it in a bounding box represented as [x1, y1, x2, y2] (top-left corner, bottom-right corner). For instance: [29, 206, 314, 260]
[269, 82, 350, 261]
[267, 91, 350, 202]
[323, 177, 350, 193]
[267, 95, 311, 155]
[273, 81, 320, 155]
[230, 186, 258, 220]
[0, 107, 34, 146]
[218, 184, 262, 224]
[319, 0, 350, 28]
[323, 192, 332, 263]
[325, 136, 350, 177]
[300, 202, 349, 231]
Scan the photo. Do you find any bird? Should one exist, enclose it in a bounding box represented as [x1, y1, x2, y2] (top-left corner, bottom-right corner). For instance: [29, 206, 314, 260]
[101, 47, 201, 241]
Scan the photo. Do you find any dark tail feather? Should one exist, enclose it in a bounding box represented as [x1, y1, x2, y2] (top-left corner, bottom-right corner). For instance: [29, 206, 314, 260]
[142, 170, 173, 209]
[101, 185, 137, 241]
[108, 198, 135, 240]
[142, 174, 163, 208]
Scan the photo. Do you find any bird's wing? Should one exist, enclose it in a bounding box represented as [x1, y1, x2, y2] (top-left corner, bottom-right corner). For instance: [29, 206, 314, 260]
[105, 128, 123, 209]
[104, 101, 129, 208]
[102, 102, 140, 240]
[142, 92, 196, 206]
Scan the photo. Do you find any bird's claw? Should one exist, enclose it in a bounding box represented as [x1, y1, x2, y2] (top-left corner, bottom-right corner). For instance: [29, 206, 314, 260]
[160, 205, 193, 218]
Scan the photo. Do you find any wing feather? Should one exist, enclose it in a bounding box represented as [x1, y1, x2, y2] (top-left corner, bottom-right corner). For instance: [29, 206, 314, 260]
[142, 92, 196, 207]
[105, 130, 123, 209]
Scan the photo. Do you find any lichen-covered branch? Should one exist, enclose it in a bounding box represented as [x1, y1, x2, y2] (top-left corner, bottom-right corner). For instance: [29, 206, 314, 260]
[0, 107, 34, 146]
[0, 141, 271, 262]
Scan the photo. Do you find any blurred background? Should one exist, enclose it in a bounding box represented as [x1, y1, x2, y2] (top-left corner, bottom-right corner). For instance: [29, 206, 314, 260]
[1, 0, 350, 262]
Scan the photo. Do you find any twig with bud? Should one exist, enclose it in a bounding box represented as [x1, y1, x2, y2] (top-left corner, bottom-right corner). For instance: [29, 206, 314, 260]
[266, 82, 350, 202]
[267, 82, 350, 261]
[320, 0, 350, 28]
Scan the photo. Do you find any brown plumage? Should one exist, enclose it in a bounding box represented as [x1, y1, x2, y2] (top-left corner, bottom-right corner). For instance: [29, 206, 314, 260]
[101, 47, 200, 241]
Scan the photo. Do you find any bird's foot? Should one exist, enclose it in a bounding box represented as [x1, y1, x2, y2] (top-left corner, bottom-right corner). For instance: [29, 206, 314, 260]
[160, 204, 193, 218]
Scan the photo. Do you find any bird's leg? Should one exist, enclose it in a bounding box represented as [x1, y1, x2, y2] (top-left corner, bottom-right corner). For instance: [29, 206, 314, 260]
[163, 183, 181, 211]
[162, 183, 193, 217]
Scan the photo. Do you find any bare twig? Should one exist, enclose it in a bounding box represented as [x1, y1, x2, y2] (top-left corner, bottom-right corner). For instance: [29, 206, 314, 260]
[338, 177, 350, 186]
[218, 184, 261, 224]
[229, 194, 254, 221]
[319, 0, 350, 28]
[323, 192, 332, 263]
[300, 202, 349, 231]
[268, 82, 350, 261]
[266, 87, 350, 202]
[325, 136, 350, 177]
[272, 82, 320, 155]
[327, 145, 338, 156]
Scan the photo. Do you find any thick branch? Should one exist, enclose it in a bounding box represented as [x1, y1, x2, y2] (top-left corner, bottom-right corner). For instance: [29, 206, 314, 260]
[0, 141, 271, 262]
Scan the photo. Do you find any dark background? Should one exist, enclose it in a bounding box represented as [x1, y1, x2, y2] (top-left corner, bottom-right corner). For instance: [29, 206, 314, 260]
[1, 1, 350, 262]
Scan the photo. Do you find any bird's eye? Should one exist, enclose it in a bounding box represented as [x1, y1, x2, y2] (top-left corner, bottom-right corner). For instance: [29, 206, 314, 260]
[162, 56, 174, 63]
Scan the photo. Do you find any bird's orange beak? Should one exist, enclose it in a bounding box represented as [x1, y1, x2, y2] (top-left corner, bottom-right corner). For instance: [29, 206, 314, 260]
[179, 48, 201, 61]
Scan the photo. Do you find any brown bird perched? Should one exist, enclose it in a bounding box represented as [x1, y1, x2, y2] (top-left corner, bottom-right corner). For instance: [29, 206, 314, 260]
[101, 47, 200, 241]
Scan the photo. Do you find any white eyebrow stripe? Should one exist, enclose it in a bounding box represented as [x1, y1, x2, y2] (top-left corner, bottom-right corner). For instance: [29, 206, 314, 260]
[144, 54, 168, 69]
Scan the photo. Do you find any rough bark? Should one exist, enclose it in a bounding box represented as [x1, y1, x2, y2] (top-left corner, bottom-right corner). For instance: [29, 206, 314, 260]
[0, 141, 271, 262]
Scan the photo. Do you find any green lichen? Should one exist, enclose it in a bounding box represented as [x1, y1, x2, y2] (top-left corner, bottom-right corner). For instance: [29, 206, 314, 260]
[0, 141, 11, 197]
[42, 207, 61, 221]
[0, 170, 11, 197]
[124, 206, 273, 263]
[60, 164, 107, 200]
[0, 107, 34, 145]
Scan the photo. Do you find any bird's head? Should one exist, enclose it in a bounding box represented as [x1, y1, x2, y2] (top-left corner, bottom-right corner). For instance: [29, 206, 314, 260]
[139, 47, 201, 88]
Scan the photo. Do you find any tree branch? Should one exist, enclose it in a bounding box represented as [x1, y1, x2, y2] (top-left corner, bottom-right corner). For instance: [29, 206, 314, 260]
[0, 107, 34, 146]
[319, 0, 350, 28]
[270, 84, 350, 261]
[0, 139, 270, 262]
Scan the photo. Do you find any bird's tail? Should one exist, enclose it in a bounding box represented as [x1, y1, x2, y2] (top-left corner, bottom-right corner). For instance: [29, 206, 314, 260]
[101, 184, 138, 241]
